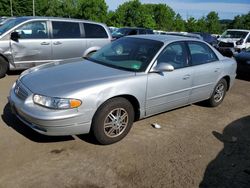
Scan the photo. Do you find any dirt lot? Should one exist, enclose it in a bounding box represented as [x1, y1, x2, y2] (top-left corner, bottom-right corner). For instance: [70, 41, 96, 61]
[0, 74, 249, 188]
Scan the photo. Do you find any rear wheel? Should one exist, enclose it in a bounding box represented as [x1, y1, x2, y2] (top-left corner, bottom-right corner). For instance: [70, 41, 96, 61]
[91, 97, 134, 145]
[0, 56, 8, 78]
[207, 78, 227, 107]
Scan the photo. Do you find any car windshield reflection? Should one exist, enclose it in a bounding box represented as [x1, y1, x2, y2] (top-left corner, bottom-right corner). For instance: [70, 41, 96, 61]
[88, 37, 163, 72]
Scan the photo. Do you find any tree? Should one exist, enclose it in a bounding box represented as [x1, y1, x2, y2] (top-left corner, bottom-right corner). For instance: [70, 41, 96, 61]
[206, 11, 221, 34]
[151, 4, 175, 31]
[185, 17, 197, 32]
[114, 0, 143, 27]
[0, 0, 11, 16]
[76, 0, 108, 22]
[196, 17, 207, 32]
[230, 12, 250, 30]
[173, 13, 185, 31]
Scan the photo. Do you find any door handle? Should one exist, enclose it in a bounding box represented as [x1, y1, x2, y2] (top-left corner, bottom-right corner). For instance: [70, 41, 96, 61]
[53, 41, 62, 45]
[41, 42, 50, 45]
[183, 74, 190, 80]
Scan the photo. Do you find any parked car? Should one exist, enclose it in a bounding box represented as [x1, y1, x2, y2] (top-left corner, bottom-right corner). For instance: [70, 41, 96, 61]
[217, 29, 250, 57]
[234, 47, 250, 77]
[9, 35, 236, 145]
[192, 32, 218, 47]
[0, 16, 112, 78]
[112, 27, 154, 39]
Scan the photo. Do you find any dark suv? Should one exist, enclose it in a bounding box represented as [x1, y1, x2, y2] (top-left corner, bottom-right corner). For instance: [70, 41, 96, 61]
[112, 27, 154, 39]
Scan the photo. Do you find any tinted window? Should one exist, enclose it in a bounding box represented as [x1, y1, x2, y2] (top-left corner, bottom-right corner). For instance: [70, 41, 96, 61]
[16, 21, 48, 39]
[84, 23, 108, 38]
[89, 37, 163, 72]
[52, 21, 80, 38]
[157, 42, 188, 69]
[139, 29, 146, 34]
[188, 42, 218, 65]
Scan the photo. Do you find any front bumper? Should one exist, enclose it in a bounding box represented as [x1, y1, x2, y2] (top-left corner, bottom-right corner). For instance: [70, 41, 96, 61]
[9, 82, 92, 136]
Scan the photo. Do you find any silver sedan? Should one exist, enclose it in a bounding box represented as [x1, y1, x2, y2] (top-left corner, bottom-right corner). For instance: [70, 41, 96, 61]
[9, 35, 237, 144]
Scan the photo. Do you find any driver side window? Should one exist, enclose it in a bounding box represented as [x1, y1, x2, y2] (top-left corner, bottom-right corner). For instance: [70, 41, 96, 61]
[157, 42, 188, 69]
[16, 21, 48, 39]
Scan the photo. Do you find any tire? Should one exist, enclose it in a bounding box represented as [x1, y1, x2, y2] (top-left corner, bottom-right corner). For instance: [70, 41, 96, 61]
[0, 56, 8, 78]
[207, 78, 227, 107]
[91, 97, 134, 145]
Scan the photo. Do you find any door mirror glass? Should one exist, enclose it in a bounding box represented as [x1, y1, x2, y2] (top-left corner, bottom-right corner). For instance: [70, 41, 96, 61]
[151, 62, 174, 72]
[10, 31, 19, 42]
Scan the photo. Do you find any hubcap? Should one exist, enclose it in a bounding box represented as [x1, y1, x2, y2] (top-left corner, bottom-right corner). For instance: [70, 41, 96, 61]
[104, 108, 129, 138]
[214, 83, 225, 103]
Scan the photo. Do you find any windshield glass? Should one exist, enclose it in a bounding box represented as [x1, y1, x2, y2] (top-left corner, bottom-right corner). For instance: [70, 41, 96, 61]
[88, 37, 163, 72]
[112, 28, 131, 36]
[0, 17, 27, 35]
[221, 30, 248, 39]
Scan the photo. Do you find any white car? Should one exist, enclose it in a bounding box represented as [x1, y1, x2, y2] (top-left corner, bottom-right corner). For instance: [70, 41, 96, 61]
[217, 29, 250, 56]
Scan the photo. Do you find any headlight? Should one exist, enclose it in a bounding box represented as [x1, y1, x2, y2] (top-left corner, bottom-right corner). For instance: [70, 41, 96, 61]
[33, 94, 82, 109]
[236, 39, 244, 45]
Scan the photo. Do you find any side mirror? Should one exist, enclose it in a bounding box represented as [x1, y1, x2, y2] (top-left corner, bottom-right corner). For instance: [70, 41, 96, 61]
[151, 63, 174, 73]
[10, 31, 19, 42]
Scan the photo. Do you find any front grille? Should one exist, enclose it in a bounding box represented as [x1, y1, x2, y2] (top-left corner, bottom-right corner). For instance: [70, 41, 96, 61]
[218, 41, 234, 47]
[15, 82, 29, 100]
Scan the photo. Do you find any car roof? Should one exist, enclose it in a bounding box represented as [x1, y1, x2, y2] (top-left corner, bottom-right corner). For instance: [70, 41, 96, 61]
[127, 34, 201, 43]
[13, 16, 106, 26]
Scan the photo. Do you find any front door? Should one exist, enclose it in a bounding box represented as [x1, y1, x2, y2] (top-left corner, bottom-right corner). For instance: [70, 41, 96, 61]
[146, 41, 193, 116]
[11, 20, 52, 69]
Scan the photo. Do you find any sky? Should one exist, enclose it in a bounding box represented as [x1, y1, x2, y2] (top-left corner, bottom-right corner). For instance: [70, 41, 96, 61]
[105, 0, 250, 20]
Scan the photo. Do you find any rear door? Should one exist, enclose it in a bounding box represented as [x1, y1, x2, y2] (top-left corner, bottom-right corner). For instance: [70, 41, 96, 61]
[51, 20, 85, 61]
[11, 20, 52, 68]
[187, 41, 223, 103]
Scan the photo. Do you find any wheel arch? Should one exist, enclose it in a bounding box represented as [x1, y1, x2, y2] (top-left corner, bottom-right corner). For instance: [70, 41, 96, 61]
[100, 94, 141, 122]
[222, 75, 230, 91]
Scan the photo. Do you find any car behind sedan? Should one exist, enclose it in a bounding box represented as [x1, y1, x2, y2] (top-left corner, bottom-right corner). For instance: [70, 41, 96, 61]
[9, 35, 237, 144]
[234, 47, 250, 78]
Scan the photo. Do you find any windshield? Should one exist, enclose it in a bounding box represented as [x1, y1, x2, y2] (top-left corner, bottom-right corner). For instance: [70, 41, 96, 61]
[88, 37, 163, 72]
[0, 18, 27, 35]
[112, 28, 132, 36]
[221, 30, 248, 39]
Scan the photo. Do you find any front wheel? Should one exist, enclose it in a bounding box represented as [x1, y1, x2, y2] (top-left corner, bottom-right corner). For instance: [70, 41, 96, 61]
[207, 78, 227, 107]
[91, 97, 134, 145]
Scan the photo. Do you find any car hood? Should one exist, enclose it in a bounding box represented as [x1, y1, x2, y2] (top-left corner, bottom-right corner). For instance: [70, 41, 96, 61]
[21, 59, 135, 97]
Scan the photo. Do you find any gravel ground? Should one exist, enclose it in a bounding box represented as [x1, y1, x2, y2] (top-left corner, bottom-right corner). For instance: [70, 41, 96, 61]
[0, 74, 249, 188]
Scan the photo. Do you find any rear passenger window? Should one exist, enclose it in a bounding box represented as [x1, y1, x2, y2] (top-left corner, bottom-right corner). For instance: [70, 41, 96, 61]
[52, 21, 81, 38]
[84, 23, 108, 38]
[188, 42, 218, 65]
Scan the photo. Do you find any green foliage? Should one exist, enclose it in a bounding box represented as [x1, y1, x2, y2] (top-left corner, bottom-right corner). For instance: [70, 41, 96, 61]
[0, 0, 11, 16]
[230, 12, 250, 30]
[206, 11, 221, 33]
[76, 0, 108, 22]
[0, 0, 249, 34]
[173, 13, 185, 31]
[185, 17, 197, 32]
